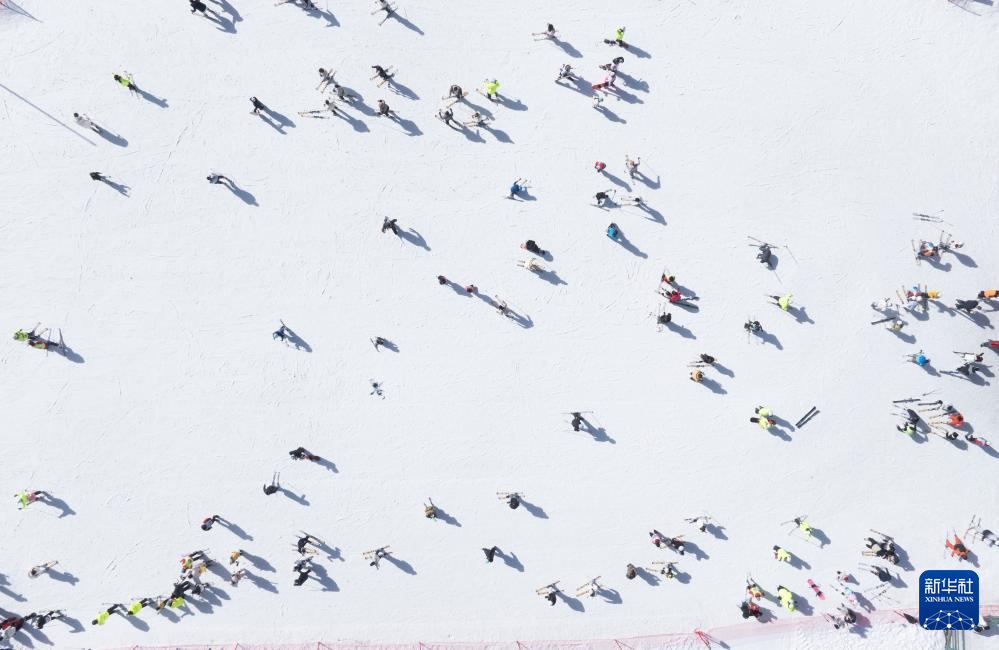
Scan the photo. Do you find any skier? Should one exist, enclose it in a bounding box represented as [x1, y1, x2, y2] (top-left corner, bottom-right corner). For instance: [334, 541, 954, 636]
[740, 600, 762, 620]
[750, 409, 776, 430]
[250, 96, 265, 115]
[90, 171, 107, 182]
[592, 94, 605, 109]
[756, 244, 773, 267]
[690, 369, 703, 382]
[570, 412, 586, 432]
[113, 73, 137, 92]
[840, 605, 858, 625]
[955, 362, 985, 378]
[424, 500, 438, 519]
[465, 111, 488, 127]
[482, 79, 500, 101]
[533, 23, 556, 39]
[373, 336, 390, 350]
[625, 155, 641, 179]
[201, 515, 221, 531]
[381, 216, 399, 235]
[769, 293, 793, 311]
[594, 160, 607, 174]
[555, 64, 574, 83]
[905, 350, 930, 367]
[190, 0, 208, 14]
[263, 472, 280, 495]
[955, 352, 984, 364]
[15, 490, 45, 509]
[612, 26, 626, 46]
[793, 516, 812, 538]
[863, 564, 893, 582]
[297, 533, 322, 554]
[966, 433, 991, 447]
[606, 222, 620, 240]
[293, 557, 313, 585]
[979, 289, 999, 301]
[437, 107, 456, 127]
[92, 604, 125, 626]
[746, 578, 763, 599]
[273, 322, 291, 341]
[946, 534, 969, 560]
[373, 0, 394, 17]
[28, 562, 56, 578]
[699, 354, 716, 365]
[744, 319, 762, 334]
[518, 257, 545, 273]
[773, 545, 791, 563]
[371, 65, 393, 84]
[657, 312, 672, 327]
[207, 172, 232, 186]
[666, 536, 685, 555]
[777, 585, 797, 612]
[448, 84, 464, 100]
[649, 529, 666, 547]
[896, 408, 919, 435]
[73, 112, 102, 133]
[368, 547, 389, 567]
[956, 299, 980, 313]
[377, 99, 392, 117]
[983, 339, 999, 350]
[522, 240, 547, 256]
[981, 529, 998, 547]
[503, 493, 521, 509]
[437, 275, 449, 285]
[289, 446, 320, 461]
[625, 563, 637, 580]
[30, 611, 64, 629]
[509, 178, 529, 198]
[483, 546, 498, 563]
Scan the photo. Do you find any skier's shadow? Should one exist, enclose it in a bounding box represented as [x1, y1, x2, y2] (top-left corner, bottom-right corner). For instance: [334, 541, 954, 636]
[596, 586, 623, 604]
[581, 423, 615, 444]
[97, 129, 128, 147]
[310, 563, 339, 591]
[397, 227, 429, 250]
[634, 172, 660, 189]
[135, 88, 168, 108]
[682, 541, 709, 561]
[57, 339, 85, 364]
[497, 550, 524, 572]
[616, 71, 648, 92]
[606, 86, 643, 105]
[601, 171, 631, 191]
[665, 321, 695, 339]
[849, 613, 873, 638]
[712, 362, 734, 378]
[241, 551, 275, 572]
[626, 43, 652, 59]
[505, 306, 533, 329]
[0, 574, 26, 602]
[557, 591, 585, 612]
[48, 568, 79, 585]
[705, 523, 728, 540]
[394, 115, 423, 137]
[558, 76, 595, 98]
[810, 527, 831, 548]
[925, 256, 952, 272]
[700, 377, 726, 395]
[519, 497, 548, 519]
[101, 178, 131, 196]
[384, 554, 417, 575]
[43, 494, 76, 517]
[758, 330, 782, 349]
[226, 181, 258, 206]
[768, 427, 792, 442]
[458, 124, 486, 143]
[216, 516, 253, 540]
[388, 79, 420, 100]
[304, 3, 339, 27]
[280, 325, 312, 352]
[433, 504, 461, 527]
[635, 568, 660, 586]
[335, 109, 369, 133]
[21, 624, 51, 645]
[787, 554, 811, 571]
[888, 328, 916, 344]
[279, 487, 310, 506]
[536, 268, 567, 286]
[951, 250, 977, 268]
[788, 305, 814, 324]
[208, 0, 241, 30]
[245, 571, 279, 593]
[205, 10, 235, 34]
[632, 202, 665, 225]
[384, 12, 423, 34]
[476, 122, 511, 143]
[462, 97, 494, 120]
[918, 362, 940, 377]
[614, 230, 647, 258]
[496, 95, 528, 111]
[960, 310, 993, 329]
[259, 107, 296, 134]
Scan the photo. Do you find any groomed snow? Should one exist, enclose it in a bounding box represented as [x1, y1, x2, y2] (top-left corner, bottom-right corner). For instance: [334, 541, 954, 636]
[2, 0, 998, 648]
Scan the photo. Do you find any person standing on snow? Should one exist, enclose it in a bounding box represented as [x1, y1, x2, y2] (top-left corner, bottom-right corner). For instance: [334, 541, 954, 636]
[482, 79, 500, 101]
[625, 155, 641, 179]
[555, 64, 574, 83]
[483, 546, 499, 562]
[201, 515, 221, 531]
[382, 217, 399, 235]
[377, 99, 393, 117]
[773, 545, 791, 562]
[769, 294, 793, 311]
[905, 350, 930, 367]
[897, 409, 919, 434]
[73, 113, 102, 133]
[250, 97, 266, 114]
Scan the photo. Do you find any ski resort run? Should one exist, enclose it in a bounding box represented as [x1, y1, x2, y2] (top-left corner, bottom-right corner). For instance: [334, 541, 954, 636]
[2, 0, 999, 649]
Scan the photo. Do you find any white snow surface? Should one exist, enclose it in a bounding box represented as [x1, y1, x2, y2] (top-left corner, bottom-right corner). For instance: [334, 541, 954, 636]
[2, 0, 999, 648]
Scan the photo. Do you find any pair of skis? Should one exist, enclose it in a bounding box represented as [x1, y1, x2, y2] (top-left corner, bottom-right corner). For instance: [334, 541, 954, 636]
[316, 68, 336, 91]
[794, 406, 818, 429]
[371, 67, 396, 86]
[362, 546, 390, 559]
[440, 90, 467, 108]
[575, 577, 601, 597]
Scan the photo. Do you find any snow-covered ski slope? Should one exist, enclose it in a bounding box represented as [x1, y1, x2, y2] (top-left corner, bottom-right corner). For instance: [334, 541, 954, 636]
[2, 0, 999, 648]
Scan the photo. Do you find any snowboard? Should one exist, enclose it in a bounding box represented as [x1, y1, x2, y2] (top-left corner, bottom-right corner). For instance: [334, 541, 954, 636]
[807, 579, 825, 600]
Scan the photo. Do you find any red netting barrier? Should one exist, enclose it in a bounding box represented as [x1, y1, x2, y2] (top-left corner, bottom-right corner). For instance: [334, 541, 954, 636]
[101, 605, 999, 650]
